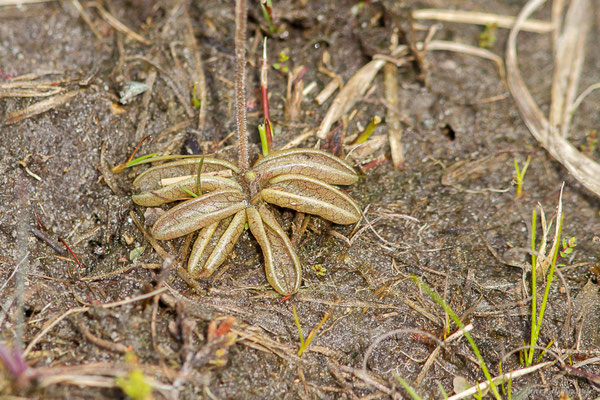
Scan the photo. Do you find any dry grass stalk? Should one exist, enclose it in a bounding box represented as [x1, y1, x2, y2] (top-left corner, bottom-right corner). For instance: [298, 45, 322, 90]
[92, 4, 150, 45]
[412, 8, 553, 33]
[506, 0, 600, 198]
[550, 0, 565, 50]
[447, 361, 554, 400]
[441, 151, 510, 186]
[69, 0, 104, 41]
[317, 37, 505, 143]
[0, 0, 52, 4]
[5, 90, 82, 125]
[134, 69, 157, 141]
[284, 67, 305, 121]
[425, 40, 506, 82]
[549, 0, 591, 138]
[415, 324, 474, 385]
[0, 81, 63, 98]
[384, 34, 404, 169]
[315, 78, 341, 105]
[316, 57, 388, 139]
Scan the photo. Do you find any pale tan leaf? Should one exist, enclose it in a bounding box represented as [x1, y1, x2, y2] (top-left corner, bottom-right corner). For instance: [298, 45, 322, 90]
[253, 148, 358, 185]
[261, 174, 361, 225]
[550, 0, 591, 137]
[132, 175, 242, 207]
[247, 205, 301, 296]
[188, 210, 247, 278]
[316, 59, 386, 139]
[152, 190, 247, 240]
[133, 158, 239, 192]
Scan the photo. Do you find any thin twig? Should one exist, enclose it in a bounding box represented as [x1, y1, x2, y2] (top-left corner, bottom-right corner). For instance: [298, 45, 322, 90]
[412, 8, 553, 33]
[235, 0, 249, 173]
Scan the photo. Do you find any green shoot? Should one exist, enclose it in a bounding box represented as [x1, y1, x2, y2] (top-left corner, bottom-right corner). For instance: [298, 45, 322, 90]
[350, 1, 366, 16]
[437, 382, 449, 399]
[395, 376, 424, 400]
[260, 38, 273, 154]
[116, 369, 152, 400]
[529, 208, 537, 364]
[272, 50, 289, 73]
[119, 154, 207, 170]
[116, 353, 153, 400]
[526, 186, 565, 366]
[191, 82, 201, 109]
[478, 23, 498, 48]
[536, 339, 554, 363]
[560, 237, 576, 258]
[351, 115, 381, 145]
[411, 276, 501, 400]
[499, 361, 505, 395]
[311, 264, 326, 276]
[513, 155, 531, 197]
[292, 305, 304, 348]
[260, 0, 277, 33]
[258, 123, 270, 156]
[126, 152, 162, 168]
[181, 187, 198, 198]
[474, 382, 483, 400]
[293, 304, 331, 357]
[110, 134, 154, 173]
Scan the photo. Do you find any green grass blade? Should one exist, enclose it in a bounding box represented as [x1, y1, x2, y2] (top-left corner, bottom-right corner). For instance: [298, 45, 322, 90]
[411, 276, 501, 400]
[396, 376, 424, 400]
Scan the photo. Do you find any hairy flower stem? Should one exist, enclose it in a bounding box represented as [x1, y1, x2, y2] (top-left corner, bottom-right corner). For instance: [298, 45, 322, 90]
[235, 0, 249, 174]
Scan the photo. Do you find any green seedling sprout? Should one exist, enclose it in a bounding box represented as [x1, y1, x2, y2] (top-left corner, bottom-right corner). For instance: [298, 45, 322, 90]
[191, 82, 201, 109]
[179, 157, 206, 198]
[478, 23, 498, 48]
[513, 155, 531, 197]
[351, 115, 381, 145]
[181, 187, 198, 198]
[113, 153, 211, 173]
[395, 375, 424, 400]
[536, 339, 554, 364]
[116, 353, 153, 400]
[559, 237, 576, 258]
[311, 263, 326, 276]
[258, 123, 270, 156]
[272, 50, 289, 73]
[260, 0, 277, 33]
[259, 38, 273, 155]
[292, 305, 304, 348]
[411, 276, 501, 400]
[526, 184, 564, 366]
[292, 304, 331, 357]
[437, 381, 449, 399]
[350, 1, 366, 16]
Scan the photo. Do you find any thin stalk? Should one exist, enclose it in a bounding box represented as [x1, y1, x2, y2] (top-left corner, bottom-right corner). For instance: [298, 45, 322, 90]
[531, 215, 562, 362]
[260, 37, 273, 153]
[235, 0, 249, 173]
[412, 276, 501, 399]
[528, 208, 537, 365]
